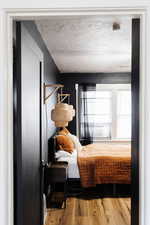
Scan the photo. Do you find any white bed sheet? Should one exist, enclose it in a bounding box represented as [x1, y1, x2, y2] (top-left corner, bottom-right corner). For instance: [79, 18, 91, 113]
[57, 149, 80, 179]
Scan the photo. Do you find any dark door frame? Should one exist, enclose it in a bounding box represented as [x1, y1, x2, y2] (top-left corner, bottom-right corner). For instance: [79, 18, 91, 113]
[13, 22, 44, 225]
[13, 22, 23, 225]
[13, 18, 140, 225]
[131, 18, 140, 225]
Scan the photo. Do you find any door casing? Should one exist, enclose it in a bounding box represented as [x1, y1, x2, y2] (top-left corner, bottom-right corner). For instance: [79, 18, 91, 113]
[1, 7, 146, 225]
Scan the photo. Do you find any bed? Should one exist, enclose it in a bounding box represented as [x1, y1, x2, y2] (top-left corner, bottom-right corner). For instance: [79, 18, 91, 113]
[55, 141, 131, 188]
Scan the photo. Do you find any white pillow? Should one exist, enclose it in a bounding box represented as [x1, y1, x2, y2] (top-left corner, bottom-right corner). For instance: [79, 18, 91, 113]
[67, 133, 82, 150]
[57, 156, 70, 163]
[55, 150, 72, 159]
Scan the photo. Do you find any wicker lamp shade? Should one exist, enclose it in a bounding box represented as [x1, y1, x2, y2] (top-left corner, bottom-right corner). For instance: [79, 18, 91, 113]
[51, 103, 75, 127]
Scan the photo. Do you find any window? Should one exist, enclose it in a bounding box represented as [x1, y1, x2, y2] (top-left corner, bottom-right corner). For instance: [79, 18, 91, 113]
[78, 84, 131, 141]
[80, 91, 112, 139]
[93, 91, 112, 139]
[116, 90, 131, 139]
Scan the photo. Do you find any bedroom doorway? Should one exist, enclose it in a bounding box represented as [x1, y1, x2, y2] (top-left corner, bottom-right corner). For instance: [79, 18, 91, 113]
[42, 16, 138, 225]
[13, 14, 139, 225]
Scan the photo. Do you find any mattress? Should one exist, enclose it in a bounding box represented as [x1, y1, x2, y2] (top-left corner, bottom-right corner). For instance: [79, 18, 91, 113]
[57, 149, 80, 179]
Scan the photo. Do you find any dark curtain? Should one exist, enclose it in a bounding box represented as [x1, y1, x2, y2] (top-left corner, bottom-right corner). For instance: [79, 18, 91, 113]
[78, 84, 96, 145]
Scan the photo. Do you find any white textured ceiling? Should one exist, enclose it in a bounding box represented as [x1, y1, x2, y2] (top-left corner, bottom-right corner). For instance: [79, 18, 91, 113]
[35, 16, 132, 73]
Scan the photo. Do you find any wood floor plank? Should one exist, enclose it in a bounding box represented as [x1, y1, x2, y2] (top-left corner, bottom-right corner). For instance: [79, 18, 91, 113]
[123, 198, 131, 212]
[118, 198, 130, 224]
[102, 198, 120, 225]
[45, 209, 64, 225]
[61, 198, 76, 225]
[45, 197, 131, 225]
[110, 198, 129, 225]
[96, 199, 114, 225]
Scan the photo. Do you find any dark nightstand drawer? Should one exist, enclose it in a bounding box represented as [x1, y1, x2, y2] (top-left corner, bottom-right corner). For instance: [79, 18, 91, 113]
[45, 161, 68, 183]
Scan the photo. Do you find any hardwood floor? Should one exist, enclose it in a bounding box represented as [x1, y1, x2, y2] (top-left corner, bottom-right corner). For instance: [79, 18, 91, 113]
[45, 197, 131, 225]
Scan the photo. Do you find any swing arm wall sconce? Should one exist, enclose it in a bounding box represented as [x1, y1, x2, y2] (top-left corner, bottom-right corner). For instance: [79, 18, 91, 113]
[43, 83, 64, 104]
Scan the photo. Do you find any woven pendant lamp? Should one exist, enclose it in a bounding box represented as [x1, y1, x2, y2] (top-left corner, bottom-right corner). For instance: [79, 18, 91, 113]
[51, 103, 75, 127]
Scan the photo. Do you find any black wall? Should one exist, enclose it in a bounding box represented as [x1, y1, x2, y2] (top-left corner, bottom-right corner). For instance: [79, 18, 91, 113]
[59, 72, 131, 134]
[22, 21, 59, 161]
[13, 21, 59, 225]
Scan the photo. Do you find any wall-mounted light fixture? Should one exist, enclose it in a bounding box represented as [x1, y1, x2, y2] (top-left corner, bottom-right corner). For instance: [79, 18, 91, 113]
[43, 83, 75, 127]
[57, 93, 70, 103]
[43, 83, 64, 104]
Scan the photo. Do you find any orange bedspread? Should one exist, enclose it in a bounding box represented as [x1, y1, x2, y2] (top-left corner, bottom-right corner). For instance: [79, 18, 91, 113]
[77, 143, 131, 188]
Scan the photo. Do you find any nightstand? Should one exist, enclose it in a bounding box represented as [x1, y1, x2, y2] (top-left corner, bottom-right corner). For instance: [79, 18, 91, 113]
[45, 161, 68, 208]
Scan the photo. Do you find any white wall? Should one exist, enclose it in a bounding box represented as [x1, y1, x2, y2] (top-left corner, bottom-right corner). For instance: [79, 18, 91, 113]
[0, 2, 150, 225]
[0, 0, 149, 8]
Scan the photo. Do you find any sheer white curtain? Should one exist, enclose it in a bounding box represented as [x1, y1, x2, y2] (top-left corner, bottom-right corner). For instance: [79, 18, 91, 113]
[79, 84, 96, 145]
[116, 90, 131, 139]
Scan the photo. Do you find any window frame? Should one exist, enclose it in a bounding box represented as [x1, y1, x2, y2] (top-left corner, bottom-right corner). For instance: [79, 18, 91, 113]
[79, 84, 131, 142]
